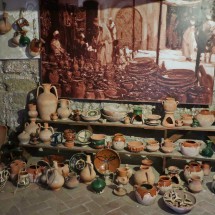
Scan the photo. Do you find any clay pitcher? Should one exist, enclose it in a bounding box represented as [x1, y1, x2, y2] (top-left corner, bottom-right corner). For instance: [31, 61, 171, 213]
[188, 175, 203, 193]
[0, 3, 12, 35]
[65, 172, 80, 189]
[162, 97, 179, 112]
[37, 83, 58, 120]
[57, 99, 71, 120]
[70, 79, 86, 98]
[24, 119, 41, 135]
[80, 155, 96, 184]
[46, 161, 64, 191]
[38, 123, 54, 144]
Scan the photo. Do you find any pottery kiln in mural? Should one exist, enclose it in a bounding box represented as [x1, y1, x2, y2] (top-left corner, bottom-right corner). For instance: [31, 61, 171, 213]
[40, 0, 215, 104]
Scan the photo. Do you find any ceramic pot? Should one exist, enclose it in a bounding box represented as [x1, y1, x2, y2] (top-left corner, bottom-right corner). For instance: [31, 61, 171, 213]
[63, 129, 75, 148]
[116, 166, 132, 185]
[202, 162, 211, 176]
[180, 140, 201, 157]
[188, 176, 203, 193]
[184, 161, 204, 182]
[0, 12, 12, 35]
[28, 104, 38, 120]
[71, 79, 86, 98]
[162, 97, 179, 112]
[46, 161, 64, 191]
[17, 170, 30, 187]
[195, 110, 214, 127]
[18, 131, 30, 145]
[27, 165, 42, 183]
[146, 140, 159, 152]
[80, 155, 96, 184]
[181, 114, 193, 126]
[157, 175, 172, 195]
[91, 134, 106, 149]
[57, 163, 69, 177]
[91, 177, 106, 193]
[29, 38, 45, 57]
[24, 119, 41, 135]
[11, 32, 21, 46]
[57, 99, 71, 120]
[112, 133, 125, 151]
[65, 172, 80, 189]
[36, 83, 58, 120]
[19, 34, 31, 46]
[50, 113, 58, 121]
[201, 140, 214, 157]
[38, 123, 54, 144]
[10, 160, 26, 181]
[211, 175, 215, 193]
[134, 184, 157, 206]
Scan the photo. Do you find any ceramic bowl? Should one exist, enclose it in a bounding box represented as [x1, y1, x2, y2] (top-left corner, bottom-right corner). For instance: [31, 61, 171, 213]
[81, 111, 101, 121]
[180, 144, 200, 157]
[102, 113, 125, 122]
[146, 144, 159, 152]
[145, 114, 161, 120]
[163, 190, 196, 214]
[103, 106, 127, 117]
[127, 141, 144, 152]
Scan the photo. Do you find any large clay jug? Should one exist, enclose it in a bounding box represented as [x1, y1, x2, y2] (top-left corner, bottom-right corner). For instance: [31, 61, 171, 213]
[57, 99, 71, 120]
[37, 83, 58, 120]
[134, 165, 155, 185]
[24, 119, 41, 135]
[0, 3, 12, 35]
[184, 161, 204, 182]
[80, 155, 96, 184]
[38, 123, 54, 144]
[162, 97, 179, 112]
[71, 79, 86, 98]
[46, 161, 64, 191]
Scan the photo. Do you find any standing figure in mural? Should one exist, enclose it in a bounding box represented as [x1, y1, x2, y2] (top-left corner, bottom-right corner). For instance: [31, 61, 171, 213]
[107, 17, 117, 42]
[182, 20, 197, 61]
[93, 18, 113, 66]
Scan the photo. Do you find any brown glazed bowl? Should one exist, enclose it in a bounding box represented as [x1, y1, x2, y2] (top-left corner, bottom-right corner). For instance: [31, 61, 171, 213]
[127, 141, 145, 152]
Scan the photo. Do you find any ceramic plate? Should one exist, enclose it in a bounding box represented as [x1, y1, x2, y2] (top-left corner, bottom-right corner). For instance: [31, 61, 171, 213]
[69, 153, 87, 173]
[76, 129, 92, 143]
[94, 149, 121, 174]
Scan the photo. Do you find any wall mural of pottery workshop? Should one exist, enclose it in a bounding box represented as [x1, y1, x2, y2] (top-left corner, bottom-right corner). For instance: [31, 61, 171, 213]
[0, 0, 41, 59]
[40, 0, 215, 104]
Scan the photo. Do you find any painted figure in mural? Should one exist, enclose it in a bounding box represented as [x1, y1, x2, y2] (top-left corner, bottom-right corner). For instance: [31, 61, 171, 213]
[182, 20, 197, 61]
[50, 30, 66, 56]
[75, 32, 88, 58]
[107, 17, 117, 42]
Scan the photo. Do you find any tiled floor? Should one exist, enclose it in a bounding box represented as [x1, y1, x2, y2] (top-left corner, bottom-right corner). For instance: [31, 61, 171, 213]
[1, 168, 215, 215]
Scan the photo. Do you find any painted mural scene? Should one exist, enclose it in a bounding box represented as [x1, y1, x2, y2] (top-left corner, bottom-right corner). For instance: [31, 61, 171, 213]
[40, 0, 215, 104]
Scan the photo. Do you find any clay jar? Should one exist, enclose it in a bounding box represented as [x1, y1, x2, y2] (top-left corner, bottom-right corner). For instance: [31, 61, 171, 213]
[27, 165, 42, 183]
[71, 79, 86, 98]
[37, 83, 58, 120]
[181, 114, 193, 126]
[0, 12, 12, 35]
[112, 133, 126, 151]
[161, 138, 174, 153]
[157, 175, 172, 195]
[46, 161, 64, 191]
[57, 99, 71, 120]
[28, 104, 38, 120]
[188, 175, 203, 193]
[18, 131, 30, 145]
[63, 129, 76, 148]
[180, 140, 200, 157]
[38, 123, 54, 144]
[24, 119, 41, 135]
[184, 161, 204, 182]
[202, 162, 211, 176]
[116, 167, 131, 185]
[134, 184, 157, 206]
[65, 172, 80, 189]
[162, 97, 179, 112]
[195, 110, 215, 127]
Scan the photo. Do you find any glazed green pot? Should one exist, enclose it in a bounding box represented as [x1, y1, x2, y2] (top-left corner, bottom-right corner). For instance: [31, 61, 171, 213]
[19, 35, 30, 46]
[91, 177, 106, 193]
[133, 107, 142, 115]
[201, 140, 214, 157]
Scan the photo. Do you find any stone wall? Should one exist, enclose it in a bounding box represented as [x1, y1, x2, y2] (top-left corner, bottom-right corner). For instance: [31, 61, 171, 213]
[0, 59, 214, 132]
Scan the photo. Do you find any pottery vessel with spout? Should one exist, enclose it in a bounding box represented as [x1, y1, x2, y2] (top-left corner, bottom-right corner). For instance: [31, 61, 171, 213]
[65, 172, 80, 189]
[184, 161, 204, 182]
[24, 119, 41, 135]
[112, 133, 126, 151]
[57, 99, 71, 120]
[38, 123, 54, 144]
[37, 83, 58, 120]
[162, 97, 179, 112]
[188, 175, 203, 193]
[80, 155, 96, 184]
[46, 161, 64, 191]
[134, 184, 157, 206]
[195, 110, 215, 127]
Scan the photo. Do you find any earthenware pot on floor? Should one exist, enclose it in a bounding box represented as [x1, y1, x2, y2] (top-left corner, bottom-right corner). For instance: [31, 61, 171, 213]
[188, 175, 203, 193]
[184, 161, 204, 182]
[65, 172, 80, 189]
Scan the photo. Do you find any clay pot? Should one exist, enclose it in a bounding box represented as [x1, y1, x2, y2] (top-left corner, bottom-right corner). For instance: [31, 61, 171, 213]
[36, 83, 58, 120]
[188, 176, 203, 193]
[65, 172, 80, 189]
[27, 165, 42, 183]
[24, 119, 41, 135]
[157, 175, 172, 195]
[46, 161, 64, 191]
[91, 177, 106, 194]
[28, 104, 38, 120]
[29, 38, 45, 57]
[11, 32, 21, 47]
[71, 79, 86, 98]
[116, 166, 132, 185]
[91, 134, 106, 149]
[10, 160, 26, 181]
[184, 161, 204, 182]
[181, 114, 193, 126]
[112, 133, 126, 151]
[38, 123, 54, 144]
[180, 140, 200, 157]
[202, 162, 211, 176]
[80, 155, 96, 184]
[162, 97, 179, 112]
[63, 129, 75, 148]
[18, 131, 30, 145]
[195, 110, 215, 127]
[57, 99, 71, 120]
[146, 139, 159, 152]
[50, 113, 58, 121]
[134, 184, 157, 206]
[0, 12, 12, 35]
[161, 139, 174, 153]
[167, 166, 181, 187]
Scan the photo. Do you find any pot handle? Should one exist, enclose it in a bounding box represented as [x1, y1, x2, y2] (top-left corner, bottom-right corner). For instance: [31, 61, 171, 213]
[46, 168, 53, 185]
[51, 85, 58, 100]
[48, 126, 55, 134]
[36, 85, 44, 98]
[176, 101, 179, 105]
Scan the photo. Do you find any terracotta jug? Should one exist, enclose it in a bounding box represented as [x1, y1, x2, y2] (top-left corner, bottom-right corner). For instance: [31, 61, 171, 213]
[112, 133, 126, 151]
[38, 123, 54, 144]
[28, 104, 38, 120]
[18, 131, 30, 145]
[188, 175, 203, 193]
[162, 97, 179, 112]
[184, 161, 204, 182]
[24, 119, 41, 135]
[46, 161, 64, 191]
[0, 3, 12, 35]
[36, 83, 58, 120]
[29, 38, 45, 57]
[195, 109, 215, 127]
[65, 172, 80, 189]
[134, 165, 155, 186]
[57, 99, 71, 120]
[116, 167, 130, 185]
[70, 79, 86, 98]
[80, 155, 96, 184]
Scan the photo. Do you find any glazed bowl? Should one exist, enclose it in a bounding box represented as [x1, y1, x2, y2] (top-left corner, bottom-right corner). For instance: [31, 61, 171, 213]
[163, 190, 196, 214]
[81, 110, 101, 121]
[103, 106, 127, 117]
[145, 114, 161, 121]
[127, 141, 144, 152]
[102, 113, 125, 122]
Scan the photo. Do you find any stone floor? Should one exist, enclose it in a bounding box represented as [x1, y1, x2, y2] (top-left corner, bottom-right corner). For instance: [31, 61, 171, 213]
[0, 171, 215, 215]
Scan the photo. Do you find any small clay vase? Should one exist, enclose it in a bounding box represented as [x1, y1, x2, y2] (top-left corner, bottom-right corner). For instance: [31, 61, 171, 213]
[157, 175, 172, 195]
[24, 119, 41, 135]
[162, 97, 179, 112]
[38, 123, 54, 144]
[188, 175, 203, 193]
[57, 99, 71, 120]
[0, 2, 12, 35]
[65, 172, 80, 189]
[28, 104, 38, 120]
[18, 131, 30, 145]
[181, 114, 193, 126]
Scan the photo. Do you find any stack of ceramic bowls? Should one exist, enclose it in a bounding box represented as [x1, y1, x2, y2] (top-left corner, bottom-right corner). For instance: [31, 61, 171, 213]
[145, 114, 161, 126]
[102, 105, 127, 122]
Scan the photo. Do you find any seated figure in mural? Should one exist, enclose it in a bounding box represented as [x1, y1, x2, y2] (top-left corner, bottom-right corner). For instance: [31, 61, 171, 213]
[182, 20, 197, 61]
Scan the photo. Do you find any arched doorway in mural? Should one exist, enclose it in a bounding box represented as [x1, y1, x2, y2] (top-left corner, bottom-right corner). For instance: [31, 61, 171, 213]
[115, 7, 142, 50]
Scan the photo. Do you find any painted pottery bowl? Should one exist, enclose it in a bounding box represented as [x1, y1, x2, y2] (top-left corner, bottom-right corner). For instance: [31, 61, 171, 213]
[127, 141, 144, 152]
[102, 113, 125, 122]
[180, 140, 200, 157]
[91, 134, 106, 149]
[163, 190, 196, 214]
[103, 106, 127, 117]
[81, 111, 101, 121]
